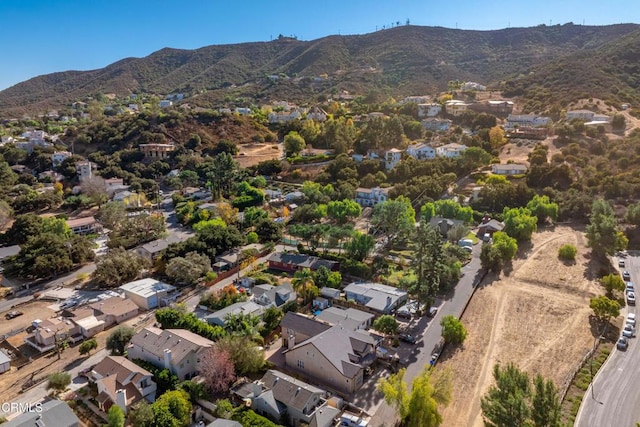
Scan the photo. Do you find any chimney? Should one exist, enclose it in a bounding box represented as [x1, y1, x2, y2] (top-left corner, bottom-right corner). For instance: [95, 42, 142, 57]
[287, 334, 296, 349]
[386, 296, 392, 308]
[115, 389, 127, 413]
[163, 349, 172, 370]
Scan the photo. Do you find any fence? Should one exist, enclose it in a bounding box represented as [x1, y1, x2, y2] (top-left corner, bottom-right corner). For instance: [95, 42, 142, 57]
[559, 342, 599, 403]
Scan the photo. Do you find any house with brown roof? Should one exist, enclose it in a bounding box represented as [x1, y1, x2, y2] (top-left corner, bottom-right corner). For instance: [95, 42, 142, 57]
[90, 355, 156, 414]
[127, 327, 214, 380]
[66, 216, 102, 235]
[24, 318, 82, 352]
[283, 324, 377, 396]
[69, 297, 139, 337]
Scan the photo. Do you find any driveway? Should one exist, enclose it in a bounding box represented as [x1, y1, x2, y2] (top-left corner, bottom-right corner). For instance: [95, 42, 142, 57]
[574, 252, 640, 427]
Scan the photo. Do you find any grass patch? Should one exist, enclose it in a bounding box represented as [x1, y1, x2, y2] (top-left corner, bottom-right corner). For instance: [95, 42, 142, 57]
[464, 232, 479, 244]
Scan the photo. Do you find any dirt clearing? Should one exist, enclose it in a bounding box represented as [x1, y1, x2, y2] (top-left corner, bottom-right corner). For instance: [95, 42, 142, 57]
[235, 143, 282, 168]
[439, 226, 602, 427]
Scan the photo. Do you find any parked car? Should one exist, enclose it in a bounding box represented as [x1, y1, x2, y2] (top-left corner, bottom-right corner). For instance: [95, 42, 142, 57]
[619, 260, 626, 268]
[622, 324, 635, 338]
[427, 307, 438, 318]
[626, 282, 635, 293]
[627, 291, 636, 305]
[623, 271, 631, 281]
[5, 310, 23, 320]
[617, 336, 629, 351]
[399, 333, 416, 344]
[627, 313, 636, 327]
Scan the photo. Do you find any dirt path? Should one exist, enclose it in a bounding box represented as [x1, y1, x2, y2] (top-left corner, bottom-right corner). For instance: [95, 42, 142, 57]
[440, 226, 602, 427]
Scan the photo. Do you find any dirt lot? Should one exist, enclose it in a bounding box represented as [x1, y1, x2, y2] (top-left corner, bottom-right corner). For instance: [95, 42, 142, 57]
[234, 143, 282, 168]
[498, 136, 562, 165]
[439, 226, 603, 427]
[0, 300, 56, 337]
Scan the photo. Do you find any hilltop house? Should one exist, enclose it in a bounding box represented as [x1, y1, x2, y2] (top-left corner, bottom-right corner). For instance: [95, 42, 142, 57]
[492, 163, 528, 176]
[506, 114, 551, 129]
[421, 118, 452, 132]
[90, 356, 156, 413]
[444, 100, 468, 116]
[354, 187, 391, 207]
[383, 148, 403, 170]
[436, 143, 467, 158]
[406, 143, 435, 160]
[417, 103, 442, 117]
[139, 143, 176, 159]
[127, 327, 214, 380]
[66, 216, 102, 235]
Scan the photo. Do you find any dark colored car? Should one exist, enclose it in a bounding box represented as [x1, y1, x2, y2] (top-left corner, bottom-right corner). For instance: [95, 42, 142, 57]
[619, 260, 626, 268]
[5, 310, 23, 320]
[623, 271, 631, 281]
[399, 333, 416, 344]
[617, 336, 629, 351]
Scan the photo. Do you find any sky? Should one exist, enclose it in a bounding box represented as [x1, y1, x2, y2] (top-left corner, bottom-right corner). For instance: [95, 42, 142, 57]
[1, 0, 638, 90]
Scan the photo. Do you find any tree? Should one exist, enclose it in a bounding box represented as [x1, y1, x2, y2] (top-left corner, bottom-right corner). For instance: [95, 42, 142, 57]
[107, 405, 125, 427]
[79, 338, 98, 356]
[129, 401, 155, 427]
[199, 346, 236, 394]
[503, 207, 538, 241]
[206, 152, 238, 200]
[611, 114, 626, 131]
[94, 248, 147, 287]
[489, 126, 506, 148]
[447, 223, 469, 244]
[589, 295, 620, 324]
[80, 176, 109, 207]
[313, 265, 342, 288]
[345, 231, 375, 261]
[481, 244, 504, 274]
[625, 202, 640, 226]
[47, 372, 71, 393]
[372, 196, 416, 247]
[243, 206, 269, 227]
[558, 244, 577, 261]
[106, 326, 135, 355]
[600, 274, 626, 297]
[586, 199, 627, 258]
[440, 315, 467, 345]
[254, 217, 282, 242]
[492, 231, 518, 260]
[481, 363, 532, 427]
[531, 374, 561, 427]
[0, 200, 13, 230]
[214, 202, 239, 226]
[411, 222, 445, 305]
[292, 268, 317, 304]
[151, 389, 192, 427]
[216, 335, 265, 374]
[377, 367, 451, 427]
[326, 199, 362, 224]
[373, 314, 399, 335]
[3, 213, 44, 245]
[260, 306, 283, 337]
[526, 195, 558, 224]
[284, 131, 306, 157]
[96, 201, 127, 230]
[166, 251, 212, 285]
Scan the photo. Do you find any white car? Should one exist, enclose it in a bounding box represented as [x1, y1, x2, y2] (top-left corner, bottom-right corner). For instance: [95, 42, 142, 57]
[627, 282, 635, 293]
[622, 324, 635, 338]
[628, 292, 637, 306]
[627, 313, 636, 327]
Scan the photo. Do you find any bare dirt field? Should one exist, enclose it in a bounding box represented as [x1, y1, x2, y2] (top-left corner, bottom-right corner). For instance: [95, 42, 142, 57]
[499, 136, 562, 165]
[234, 143, 282, 168]
[439, 225, 603, 427]
[0, 300, 56, 336]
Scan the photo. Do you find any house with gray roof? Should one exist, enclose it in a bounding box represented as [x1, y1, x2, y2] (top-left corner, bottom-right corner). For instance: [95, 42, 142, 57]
[268, 253, 339, 273]
[204, 301, 265, 327]
[127, 327, 213, 380]
[253, 283, 297, 308]
[235, 370, 339, 427]
[280, 312, 331, 349]
[283, 324, 377, 395]
[315, 307, 374, 330]
[206, 420, 242, 427]
[3, 400, 79, 427]
[343, 283, 408, 314]
[135, 234, 188, 263]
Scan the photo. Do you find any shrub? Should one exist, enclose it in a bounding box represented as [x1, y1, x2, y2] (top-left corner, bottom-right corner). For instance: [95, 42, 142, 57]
[558, 244, 577, 260]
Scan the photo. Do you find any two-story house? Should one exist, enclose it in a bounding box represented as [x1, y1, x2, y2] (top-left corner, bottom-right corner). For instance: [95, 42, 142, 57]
[253, 283, 297, 309]
[52, 151, 72, 167]
[383, 148, 403, 170]
[354, 187, 391, 207]
[25, 318, 83, 353]
[406, 143, 435, 160]
[436, 143, 467, 158]
[127, 327, 214, 380]
[506, 114, 551, 129]
[445, 100, 468, 116]
[421, 118, 452, 132]
[91, 356, 157, 414]
[417, 103, 442, 118]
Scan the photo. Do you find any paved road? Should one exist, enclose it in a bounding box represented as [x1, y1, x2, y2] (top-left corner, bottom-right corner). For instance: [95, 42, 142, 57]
[368, 243, 483, 426]
[575, 252, 640, 427]
[0, 349, 108, 420]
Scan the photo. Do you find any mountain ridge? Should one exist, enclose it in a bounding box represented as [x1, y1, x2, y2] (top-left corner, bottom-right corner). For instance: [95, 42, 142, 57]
[1, 23, 639, 116]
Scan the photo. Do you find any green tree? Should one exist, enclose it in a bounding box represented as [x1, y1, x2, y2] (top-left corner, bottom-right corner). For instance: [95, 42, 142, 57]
[481, 363, 532, 427]
[531, 374, 561, 427]
[106, 326, 135, 355]
[94, 248, 147, 287]
[411, 222, 445, 305]
[313, 265, 342, 288]
[492, 231, 518, 260]
[600, 274, 626, 297]
[481, 244, 504, 273]
[586, 199, 626, 258]
[558, 244, 577, 261]
[3, 213, 44, 244]
[345, 231, 375, 261]
[503, 207, 538, 241]
[377, 367, 452, 427]
[373, 314, 399, 335]
[420, 202, 436, 222]
[129, 401, 155, 427]
[589, 295, 620, 324]
[217, 335, 265, 374]
[440, 315, 467, 345]
[79, 338, 97, 356]
[166, 251, 211, 285]
[625, 202, 640, 226]
[447, 223, 470, 244]
[526, 195, 559, 224]
[326, 199, 362, 224]
[292, 268, 319, 304]
[372, 196, 416, 247]
[284, 131, 306, 157]
[151, 389, 192, 427]
[47, 372, 71, 393]
[611, 114, 626, 131]
[96, 201, 127, 230]
[107, 405, 125, 427]
[205, 152, 238, 200]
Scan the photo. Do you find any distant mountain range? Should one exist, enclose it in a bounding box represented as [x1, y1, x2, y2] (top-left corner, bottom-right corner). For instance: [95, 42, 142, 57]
[1, 23, 639, 116]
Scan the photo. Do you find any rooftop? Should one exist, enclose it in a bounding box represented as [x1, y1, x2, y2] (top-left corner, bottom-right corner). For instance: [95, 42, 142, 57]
[66, 216, 97, 228]
[316, 307, 374, 327]
[129, 327, 213, 361]
[280, 312, 331, 337]
[261, 369, 325, 412]
[120, 278, 176, 298]
[3, 400, 79, 427]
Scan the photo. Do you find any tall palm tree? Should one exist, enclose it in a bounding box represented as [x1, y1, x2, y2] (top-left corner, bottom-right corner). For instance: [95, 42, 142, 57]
[292, 268, 316, 304]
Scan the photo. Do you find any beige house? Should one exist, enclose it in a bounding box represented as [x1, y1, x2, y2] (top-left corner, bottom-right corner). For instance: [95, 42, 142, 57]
[139, 143, 176, 159]
[127, 327, 214, 380]
[69, 297, 139, 337]
[25, 318, 82, 352]
[66, 216, 102, 235]
[91, 356, 156, 414]
[284, 324, 377, 396]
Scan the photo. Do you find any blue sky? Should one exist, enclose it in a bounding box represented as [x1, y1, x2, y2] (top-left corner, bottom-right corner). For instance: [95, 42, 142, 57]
[0, 0, 637, 90]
